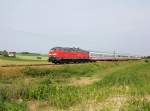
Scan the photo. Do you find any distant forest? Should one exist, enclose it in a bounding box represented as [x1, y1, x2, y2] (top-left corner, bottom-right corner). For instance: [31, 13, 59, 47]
[17, 52, 41, 56]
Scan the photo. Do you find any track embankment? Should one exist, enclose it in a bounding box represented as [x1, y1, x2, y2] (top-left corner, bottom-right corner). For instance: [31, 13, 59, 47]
[0, 63, 55, 67]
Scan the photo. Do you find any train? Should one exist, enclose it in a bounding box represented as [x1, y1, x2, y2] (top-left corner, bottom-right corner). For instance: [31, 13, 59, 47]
[48, 47, 141, 64]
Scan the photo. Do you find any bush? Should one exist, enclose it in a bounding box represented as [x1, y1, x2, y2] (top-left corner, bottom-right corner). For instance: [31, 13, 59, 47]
[0, 101, 26, 111]
[23, 67, 71, 78]
[144, 60, 149, 63]
[37, 56, 42, 60]
[23, 63, 102, 78]
[2, 50, 8, 57]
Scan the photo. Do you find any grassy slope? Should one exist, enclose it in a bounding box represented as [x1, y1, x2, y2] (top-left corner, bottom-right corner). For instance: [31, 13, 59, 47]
[0, 55, 48, 66]
[0, 60, 150, 111]
[0, 54, 48, 61]
[16, 53, 48, 61]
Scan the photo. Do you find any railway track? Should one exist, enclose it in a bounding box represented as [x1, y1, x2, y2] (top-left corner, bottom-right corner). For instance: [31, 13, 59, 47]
[0, 62, 93, 67]
[0, 63, 57, 67]
[0, 60, 139, 68]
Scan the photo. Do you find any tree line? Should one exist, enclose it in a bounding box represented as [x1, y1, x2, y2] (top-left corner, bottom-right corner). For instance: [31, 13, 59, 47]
[0, 50, 16, 57]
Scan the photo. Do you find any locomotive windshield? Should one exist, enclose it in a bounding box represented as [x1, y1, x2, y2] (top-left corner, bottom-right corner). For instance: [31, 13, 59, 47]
[51, 47, 88, 53]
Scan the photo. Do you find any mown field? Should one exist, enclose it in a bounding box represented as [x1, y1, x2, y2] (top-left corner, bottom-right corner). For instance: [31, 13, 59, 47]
[16, 53, 48, 61]
[0, 54, 48, 66]
[0, 57, 150, 111]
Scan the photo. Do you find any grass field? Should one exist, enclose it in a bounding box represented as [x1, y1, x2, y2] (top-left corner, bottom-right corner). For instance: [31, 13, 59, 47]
[16, 53, 48, 61]
[0, 57, 150, 111]
[0, 54, 48, 66]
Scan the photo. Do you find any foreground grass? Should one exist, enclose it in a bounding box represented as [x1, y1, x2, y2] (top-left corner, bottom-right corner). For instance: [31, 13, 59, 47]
[0, 60, 150, 110]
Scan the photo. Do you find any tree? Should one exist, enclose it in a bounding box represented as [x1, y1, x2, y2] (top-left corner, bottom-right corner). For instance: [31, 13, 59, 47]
[0, 51, 2, 55]
[2, 50, 8, 57]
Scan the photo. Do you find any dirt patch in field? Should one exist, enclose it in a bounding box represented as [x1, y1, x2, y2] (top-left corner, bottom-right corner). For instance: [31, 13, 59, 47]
[69, 95, 127, 111]
[105, 95, 127, 111]
[88, 95, 127, 111]
[146, 95, 150, 101]
[0, 67, 24, 77]
[27, 100, 55, 111]
[70, 77, 100, 86]
[131, 95, 150, 101]
[27, 101, 38, 111]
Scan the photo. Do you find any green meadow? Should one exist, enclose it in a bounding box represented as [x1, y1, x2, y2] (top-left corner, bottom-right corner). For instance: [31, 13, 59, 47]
[0, 57, 150, 111]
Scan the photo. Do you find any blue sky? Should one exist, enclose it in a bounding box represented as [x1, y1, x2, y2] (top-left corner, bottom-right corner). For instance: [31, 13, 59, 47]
[0, 0, 150, 55]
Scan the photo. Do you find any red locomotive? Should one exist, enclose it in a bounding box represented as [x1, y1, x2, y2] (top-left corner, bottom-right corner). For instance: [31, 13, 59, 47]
[48, 47, 90, 64]
[48, 47, 141, 64]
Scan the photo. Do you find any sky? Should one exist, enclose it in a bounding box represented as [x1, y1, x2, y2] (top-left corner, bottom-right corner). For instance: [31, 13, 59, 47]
[0, 0, 150, 56]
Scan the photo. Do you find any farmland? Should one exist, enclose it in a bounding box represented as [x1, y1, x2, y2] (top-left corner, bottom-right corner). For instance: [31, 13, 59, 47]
[0, 56, 150, 111]
[0, 54, 48, 66]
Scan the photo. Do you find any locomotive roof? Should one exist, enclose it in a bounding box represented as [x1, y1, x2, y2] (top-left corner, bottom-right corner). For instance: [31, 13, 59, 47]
[51, 47, 89, 53]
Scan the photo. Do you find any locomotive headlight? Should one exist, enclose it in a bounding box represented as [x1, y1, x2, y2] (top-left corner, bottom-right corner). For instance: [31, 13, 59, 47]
[52, 53, 56, 55]
[49, 53, 56, 56]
